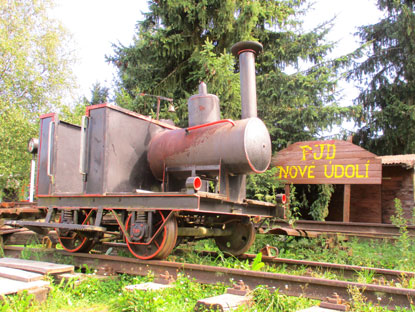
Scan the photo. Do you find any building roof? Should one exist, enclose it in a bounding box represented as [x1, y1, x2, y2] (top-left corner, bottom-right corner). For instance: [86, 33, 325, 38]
[378, 154, 415, 169]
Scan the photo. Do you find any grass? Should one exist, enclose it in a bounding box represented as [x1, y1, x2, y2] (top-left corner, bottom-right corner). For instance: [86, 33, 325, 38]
[0, 273, 316, 312]
[172, 233, 415, 278]
[3, 235, 415, 311]
[3, 199, 414, 311]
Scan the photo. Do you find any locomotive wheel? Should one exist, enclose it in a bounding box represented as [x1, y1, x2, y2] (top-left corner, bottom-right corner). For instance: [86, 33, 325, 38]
[125, 211, 177, 260]
[215, 221, 256, 256]
[56, 209, 98, 253]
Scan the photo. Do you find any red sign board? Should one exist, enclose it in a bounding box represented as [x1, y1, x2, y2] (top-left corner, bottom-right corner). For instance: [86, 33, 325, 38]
[272, 140, 382, 184]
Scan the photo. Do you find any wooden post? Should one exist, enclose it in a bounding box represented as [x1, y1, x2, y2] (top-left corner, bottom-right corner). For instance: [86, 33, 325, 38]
[343, 135, 353, 222]
[284, 184, 290, 219]
[343, 184, 351, 222]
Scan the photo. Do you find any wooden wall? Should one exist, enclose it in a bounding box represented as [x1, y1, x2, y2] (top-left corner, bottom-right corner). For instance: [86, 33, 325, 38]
[327, 184, 382, 223]
[326, 165, 414, 224]
[350, 184, 382, 223]
[381, 166, 414, 224]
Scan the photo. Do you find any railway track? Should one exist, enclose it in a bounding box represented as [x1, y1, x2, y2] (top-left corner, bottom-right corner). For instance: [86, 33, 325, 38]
[3, 230, 414, 284]
[266, 220, 415, 238]
[174, 249, 415, 284]
[3, 246, 415, 310]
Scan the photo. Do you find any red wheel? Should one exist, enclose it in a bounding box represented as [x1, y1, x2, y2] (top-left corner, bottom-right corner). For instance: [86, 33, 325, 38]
[125, 211, 177, 260]
[56, 209, 97, 253]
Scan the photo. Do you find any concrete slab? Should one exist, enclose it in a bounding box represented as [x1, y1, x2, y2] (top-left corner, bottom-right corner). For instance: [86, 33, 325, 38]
[0, 277, 49, 296]
[195, 293, 251, 311]
[0, 266, 44, 282]
[0, 257, 74, 274]
[56, 272, 113, 286]
[125, 282, 174, 292]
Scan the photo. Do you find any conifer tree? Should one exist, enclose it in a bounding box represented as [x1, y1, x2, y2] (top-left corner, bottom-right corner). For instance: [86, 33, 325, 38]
[350, 0, 415, 155]
[109, 0, 348, 150]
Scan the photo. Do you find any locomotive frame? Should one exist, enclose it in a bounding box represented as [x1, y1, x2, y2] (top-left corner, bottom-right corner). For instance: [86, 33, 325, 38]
[6, 41, 284, 260]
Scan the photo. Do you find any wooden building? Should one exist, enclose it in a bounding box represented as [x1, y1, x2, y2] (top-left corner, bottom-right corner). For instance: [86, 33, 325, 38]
[273, 141, 415, 224]
[377, 154, 414, 224]
[327, 154, 415, 224]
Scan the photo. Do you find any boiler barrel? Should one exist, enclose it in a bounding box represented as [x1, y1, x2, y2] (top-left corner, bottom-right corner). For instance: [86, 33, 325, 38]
[147, 118, 272, 180]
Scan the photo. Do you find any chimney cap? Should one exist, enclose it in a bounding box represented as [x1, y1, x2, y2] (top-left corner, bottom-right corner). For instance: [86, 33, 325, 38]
[231, 41, 263, 57]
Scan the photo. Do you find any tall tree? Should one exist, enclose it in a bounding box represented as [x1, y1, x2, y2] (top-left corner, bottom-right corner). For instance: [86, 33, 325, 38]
[350, 0, 415, 155]
[61, 82, 110, 126]
[0, 0, 75, 199]
[109, 0, 348, 147]
[89, 82, 110, 105]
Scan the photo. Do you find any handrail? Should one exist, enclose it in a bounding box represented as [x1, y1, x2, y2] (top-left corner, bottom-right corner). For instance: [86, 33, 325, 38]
[79, 116, 88, 176]
[47, 121, 55, 179]
[186, 119, 235, 132]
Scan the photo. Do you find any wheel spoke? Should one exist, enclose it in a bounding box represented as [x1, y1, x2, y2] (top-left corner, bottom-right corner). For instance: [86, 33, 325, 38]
[56, 209, 98, 253]
[126, 211, 177, 260]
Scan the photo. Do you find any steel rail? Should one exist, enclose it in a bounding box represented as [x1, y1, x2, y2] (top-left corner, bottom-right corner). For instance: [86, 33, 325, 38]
[2, 231, 414, 283]
[174, 249, 415, 283]
[3, 246, 415, 309]
[267, 220, 415, 238]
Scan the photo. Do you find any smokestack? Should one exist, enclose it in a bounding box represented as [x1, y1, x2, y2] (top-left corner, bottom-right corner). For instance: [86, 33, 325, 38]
[231, 41, 263, 119]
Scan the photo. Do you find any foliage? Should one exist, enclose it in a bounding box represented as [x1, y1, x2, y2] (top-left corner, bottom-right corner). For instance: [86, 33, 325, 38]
[252, 286, 316, 312]
[60, 100, 87, 125]
[0, 269, 317, 312]
[4, 238, 415, 311]
[108, 0, 353, 209]
[109, 0, 350, 140]
[0, 291, 35, 312]
[308, 184, 334, 220]
[284, 185, 302, 222]
[114, 274, 227, 312]
[283, 184, 333, 221]
[253, 233, 415, 273]
[247, 167, 285, 203]
[59, 82, 110, 126]
[89, 82, 110, 105]
[190, 39, 241, 121]
[390, 198, 414, 270]
[0, 0, 75, 198]
[349, 0, 415, 155]
[250, 252, 265, 271]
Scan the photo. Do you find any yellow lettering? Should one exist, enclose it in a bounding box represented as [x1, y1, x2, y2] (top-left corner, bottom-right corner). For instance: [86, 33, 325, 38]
[278, 166, 289, 179]
[345, 164, 355, 178]
[335, 165, 344, 178]
[289, 166, 298, 178]
[308, 165, 315, 178]
[356, 164, 365, 178]
[299, 145, 312, 161]
[326, 144, 336, 159]
[324, 161, 333, 178]
[313, 144, 324, 160]
[298, 166, 308, 178]
[365, 160, 370, 178]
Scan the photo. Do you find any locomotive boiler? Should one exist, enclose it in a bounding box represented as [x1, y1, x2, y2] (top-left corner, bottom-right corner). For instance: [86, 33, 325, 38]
[7, 41, 284, 260]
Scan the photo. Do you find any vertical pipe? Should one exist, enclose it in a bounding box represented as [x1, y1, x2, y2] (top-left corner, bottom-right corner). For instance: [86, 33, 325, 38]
[27, 138, 39, 202]
[29, 156, 36, 202]
[231, 41, 263, 119]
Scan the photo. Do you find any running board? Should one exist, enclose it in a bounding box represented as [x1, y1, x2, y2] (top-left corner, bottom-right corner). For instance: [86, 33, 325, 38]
[5, 220, 107, 233]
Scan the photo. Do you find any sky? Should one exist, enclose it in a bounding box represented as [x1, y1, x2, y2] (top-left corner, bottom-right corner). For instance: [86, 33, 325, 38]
[52, 0, 148, 101]
[52, 0, 384, 117]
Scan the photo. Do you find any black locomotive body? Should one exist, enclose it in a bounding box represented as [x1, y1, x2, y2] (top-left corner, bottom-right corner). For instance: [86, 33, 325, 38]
[7, 42, 284, 259]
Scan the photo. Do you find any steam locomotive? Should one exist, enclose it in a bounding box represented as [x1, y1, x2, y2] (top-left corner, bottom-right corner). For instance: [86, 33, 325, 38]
[7, 41, 284, 260]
